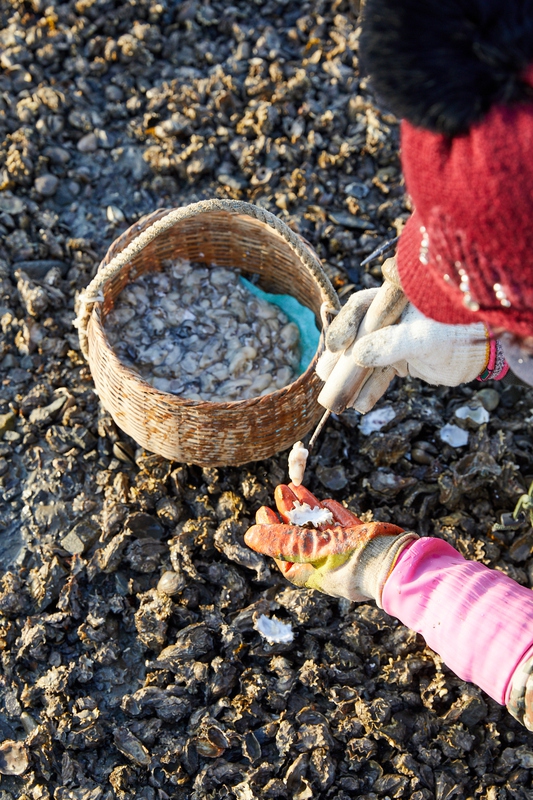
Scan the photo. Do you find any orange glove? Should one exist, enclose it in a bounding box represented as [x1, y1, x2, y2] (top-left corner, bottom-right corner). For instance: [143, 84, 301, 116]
[245, 484, 417, 605]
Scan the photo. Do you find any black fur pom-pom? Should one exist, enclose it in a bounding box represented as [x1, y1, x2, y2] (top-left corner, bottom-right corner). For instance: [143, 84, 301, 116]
[359, 0, 533, 135]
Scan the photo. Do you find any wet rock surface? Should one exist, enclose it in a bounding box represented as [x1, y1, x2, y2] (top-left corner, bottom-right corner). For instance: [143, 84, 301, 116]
[1, 0, 533, 798]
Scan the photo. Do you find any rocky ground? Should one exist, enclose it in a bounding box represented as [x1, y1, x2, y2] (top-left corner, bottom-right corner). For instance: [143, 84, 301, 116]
[1, 0, 533, 798]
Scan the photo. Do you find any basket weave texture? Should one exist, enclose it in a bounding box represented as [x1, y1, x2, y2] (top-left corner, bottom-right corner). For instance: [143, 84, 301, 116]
[76, 199, 339, 466]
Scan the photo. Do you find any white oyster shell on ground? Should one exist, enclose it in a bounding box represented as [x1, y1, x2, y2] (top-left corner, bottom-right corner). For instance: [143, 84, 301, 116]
[254, 614, 294, 644]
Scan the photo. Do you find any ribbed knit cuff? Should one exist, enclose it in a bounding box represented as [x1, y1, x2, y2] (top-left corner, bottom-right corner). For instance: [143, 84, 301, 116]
[477, 337, 509, 381]
[506, 645, 533, 730]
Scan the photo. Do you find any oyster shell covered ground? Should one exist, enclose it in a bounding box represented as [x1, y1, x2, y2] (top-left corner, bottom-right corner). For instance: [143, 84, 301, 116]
[1, 0, 533, 798]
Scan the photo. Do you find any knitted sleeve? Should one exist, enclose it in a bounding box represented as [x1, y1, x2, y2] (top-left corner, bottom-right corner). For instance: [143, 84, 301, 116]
[382, 538, 533, 719]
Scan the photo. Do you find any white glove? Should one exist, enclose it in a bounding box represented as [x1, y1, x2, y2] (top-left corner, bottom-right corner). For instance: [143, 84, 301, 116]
[316, 287, 379, 386]
[317, 292, 489, 412]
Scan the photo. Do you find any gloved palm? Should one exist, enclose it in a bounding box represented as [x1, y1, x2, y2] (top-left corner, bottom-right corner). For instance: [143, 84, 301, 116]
[245, 484, 417, 605]
[317, 290, 489, 413]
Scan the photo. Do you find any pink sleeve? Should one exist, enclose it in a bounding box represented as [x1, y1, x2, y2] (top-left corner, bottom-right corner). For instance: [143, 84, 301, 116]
[381, 538, 533, 704]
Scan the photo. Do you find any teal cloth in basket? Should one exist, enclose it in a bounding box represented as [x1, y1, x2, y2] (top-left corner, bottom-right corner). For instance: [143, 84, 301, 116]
[240, 276, 321, 375]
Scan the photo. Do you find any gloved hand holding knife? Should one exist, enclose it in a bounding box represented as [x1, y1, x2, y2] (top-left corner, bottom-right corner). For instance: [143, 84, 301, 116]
[316, 257, 495, 416]
[289, 255, 491, 484]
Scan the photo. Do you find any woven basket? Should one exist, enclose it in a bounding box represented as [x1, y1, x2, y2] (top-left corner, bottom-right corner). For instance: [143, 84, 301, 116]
[76, 199, 339, 466]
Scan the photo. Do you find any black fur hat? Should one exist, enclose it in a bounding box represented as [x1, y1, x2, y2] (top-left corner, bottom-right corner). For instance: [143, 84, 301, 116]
[359, 0, 533, 135]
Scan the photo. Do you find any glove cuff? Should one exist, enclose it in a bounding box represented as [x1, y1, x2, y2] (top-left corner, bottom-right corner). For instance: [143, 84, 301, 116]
[507, 646, 533, 730]
[355, 531, 419, 606]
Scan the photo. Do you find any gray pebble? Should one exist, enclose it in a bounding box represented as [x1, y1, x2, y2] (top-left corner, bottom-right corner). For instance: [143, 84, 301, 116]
[11, 69, 33, 93]
[61, 519, 100, 555]
[217, 173, 247, 190]
[3, 430, 21, 444]
[475, 387, 500, 411]
[105, 85, 124, 101]
[327, 210, 376, 231]
[10, 259, 68, 280]
[77, 132, 98, 152]
[28, 395, 68, 426]
[67, 180, 81, 196]
[0, 195, 25, 215]
[119, 146, 150, 180]
[345, 181, 370, 199]
[0, 354, 18, 370]
[96, 129, 114, 149]
[106, 205, 125, 223]
[124, 512, 165, 540]
[34, 174, 59, 197]
[60, 531, 85, 555]
[5, 368, 31, 385]
[0, 412, 16, 438]
[0, 212, 14, 229]
[316, 464, 349, 491]
[157, 570, 185, 596]
[411, 447, 433, 465]
[43, 146, 71, 165]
